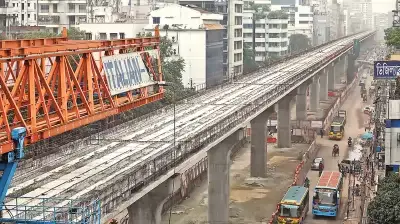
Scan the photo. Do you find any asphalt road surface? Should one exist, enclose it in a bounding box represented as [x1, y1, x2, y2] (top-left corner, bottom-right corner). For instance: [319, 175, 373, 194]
[304, 75, 371, 224]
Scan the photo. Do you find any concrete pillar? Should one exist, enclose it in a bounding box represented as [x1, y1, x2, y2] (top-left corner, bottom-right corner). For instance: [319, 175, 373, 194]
[343, 56, 348, 79]
[128, 181, 170, 224]
[328, 64, 335, 91]
[310, 77, 320, 112]
[319, 70, 328, 101]
[296, 84, 308, 120]
[278, 95, 293, 148]
[208, 132, 238, 224]
[335, 61, 342, 85]
[250, 108, 273, 178]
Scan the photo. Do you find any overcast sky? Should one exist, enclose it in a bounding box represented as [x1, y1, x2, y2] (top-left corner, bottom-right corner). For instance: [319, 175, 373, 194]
[371, 0, 395, 13]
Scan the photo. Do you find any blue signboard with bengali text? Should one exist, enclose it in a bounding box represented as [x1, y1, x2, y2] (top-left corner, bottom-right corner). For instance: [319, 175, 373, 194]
[102, 51, 158, 95]
[374, 61, 400, 79]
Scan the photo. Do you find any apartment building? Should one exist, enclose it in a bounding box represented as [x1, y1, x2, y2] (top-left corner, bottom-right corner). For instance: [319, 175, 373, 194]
[374, 13, 389, 41]
[145, 4, 225, 88]
[179, 0, 243, 79]
[267, 11, 289, 57]
[270, 3, 313, 40]
[327, 0, 340, 40]
[1, 0, 37, 27]
[243, 9, 268, 62]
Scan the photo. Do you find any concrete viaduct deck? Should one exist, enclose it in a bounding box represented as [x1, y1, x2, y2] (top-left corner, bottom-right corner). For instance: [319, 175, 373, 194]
[4, 31, 375, 224]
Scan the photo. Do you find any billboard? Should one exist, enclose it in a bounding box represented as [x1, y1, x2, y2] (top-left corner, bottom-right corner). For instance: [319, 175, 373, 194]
[102, 50, 159, 95]
[374, 61, 400, 80]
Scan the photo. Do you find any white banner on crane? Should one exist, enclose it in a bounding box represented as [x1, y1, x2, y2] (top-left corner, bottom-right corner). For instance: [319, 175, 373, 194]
[102, 50, 158, 96]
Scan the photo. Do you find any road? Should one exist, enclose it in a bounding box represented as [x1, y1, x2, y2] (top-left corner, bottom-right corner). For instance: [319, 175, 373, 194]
[304, 70, 372, 224]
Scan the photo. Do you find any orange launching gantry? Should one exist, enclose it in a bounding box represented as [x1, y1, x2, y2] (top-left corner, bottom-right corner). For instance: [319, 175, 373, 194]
[0, 27, 164, 154]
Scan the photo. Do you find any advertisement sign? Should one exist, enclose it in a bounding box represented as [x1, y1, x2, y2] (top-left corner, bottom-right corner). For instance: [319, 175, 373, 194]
[373, 61, 400, 80]
[102, 50, 159, 95]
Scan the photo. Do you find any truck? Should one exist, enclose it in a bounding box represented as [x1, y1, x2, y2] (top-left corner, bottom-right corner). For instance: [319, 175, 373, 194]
[329, 110, 347, 140]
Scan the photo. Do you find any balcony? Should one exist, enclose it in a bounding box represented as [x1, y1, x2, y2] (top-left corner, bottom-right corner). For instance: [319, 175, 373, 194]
[255, 28, 266, 33]
[268, 28, 287, 33]
[268, 46, 288, 52]
[255, 46, 266, 52]
[38, 15, 60, 25]
[268, 37, 288, 42]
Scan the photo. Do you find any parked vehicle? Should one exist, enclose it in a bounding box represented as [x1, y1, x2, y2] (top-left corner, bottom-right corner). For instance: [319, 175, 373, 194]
[311, 157, 324, 170]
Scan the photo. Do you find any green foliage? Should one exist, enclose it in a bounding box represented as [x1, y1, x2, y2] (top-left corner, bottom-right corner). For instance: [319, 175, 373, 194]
[267, 10, 289, 20]
[21, 27, 85, 40]
[385, 27, 400, 48]
[289, 34, 311, 53]
[158, 36, 192, 103]
[367, 173, 400, 224]
[243, 47, 258, 74]
[249, 2, 270, 20]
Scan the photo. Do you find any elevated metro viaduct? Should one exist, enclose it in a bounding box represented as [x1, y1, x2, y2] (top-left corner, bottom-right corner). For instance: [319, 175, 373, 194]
[103, 31, 375, 224]
[0, 31, 374, 224]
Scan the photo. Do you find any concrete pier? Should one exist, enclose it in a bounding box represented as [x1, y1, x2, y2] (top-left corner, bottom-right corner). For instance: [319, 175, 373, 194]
[250, 108, 274, 178]
[328, 63, 336, 91]
[296, 84, 308, 120]
[128, 181, 170, 224]
[207, 132, 238, 224]
[309, 77, 320, 112]
[319, 70, 328, 101]
[278, 96, 292, 148]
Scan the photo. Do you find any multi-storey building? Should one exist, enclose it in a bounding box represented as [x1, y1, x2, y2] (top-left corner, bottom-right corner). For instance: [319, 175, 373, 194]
[242, 0, 270, 63]
[267, 11, 289, 57]
[1, 0, 37, 27]
[374, 13, 389, 41]
[179, 0, 243, 79]
[342, 9, 350, 36]
[327, 0, 340, 41]
[145, 4, 225, 88]
[270, 3, 313, 40]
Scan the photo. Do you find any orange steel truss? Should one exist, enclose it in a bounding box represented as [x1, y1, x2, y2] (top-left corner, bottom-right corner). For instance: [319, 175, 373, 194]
[0, 27, 164, 154]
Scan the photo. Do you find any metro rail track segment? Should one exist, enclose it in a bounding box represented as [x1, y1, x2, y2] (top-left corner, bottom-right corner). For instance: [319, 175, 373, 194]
[0, 27, 164, 154]
[0, 31, 374, 223]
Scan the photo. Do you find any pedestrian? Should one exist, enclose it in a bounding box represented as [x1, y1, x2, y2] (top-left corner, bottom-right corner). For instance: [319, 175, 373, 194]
[319, 161, 324, 177]
[320, 129, 324, 138]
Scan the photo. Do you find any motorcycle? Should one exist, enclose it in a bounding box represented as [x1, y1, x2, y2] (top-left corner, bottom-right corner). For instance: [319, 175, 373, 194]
[348, 139, 352, 147]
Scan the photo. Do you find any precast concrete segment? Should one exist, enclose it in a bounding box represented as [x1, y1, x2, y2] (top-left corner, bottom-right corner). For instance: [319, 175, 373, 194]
[328, 64, 336, 91]
[127, 180, 170, 224]
[207, 132, 238, 224]
[250, 108, 274, 178]
[310, 77, 320, 112]
[320, 70, 328, 101]
[278, 96, 292, 148]
[5, 32, 374, 221]
[296, 84, 308, 120]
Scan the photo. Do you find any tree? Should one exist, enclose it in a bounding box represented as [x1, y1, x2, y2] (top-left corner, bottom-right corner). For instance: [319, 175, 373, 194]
[267, 10, 289, 20]
[289, 34, 311, 54]
[21, 27, 85, 40]
[367, 173, 400, 224]
[243, 47, 258, 74]
[384, 27, 400, 48]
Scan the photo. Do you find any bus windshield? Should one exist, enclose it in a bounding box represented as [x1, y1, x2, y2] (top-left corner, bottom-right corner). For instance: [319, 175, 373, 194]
[330, 126, 341, 132]
[314, 188, 337, 206]
[280, 204, 299, 218]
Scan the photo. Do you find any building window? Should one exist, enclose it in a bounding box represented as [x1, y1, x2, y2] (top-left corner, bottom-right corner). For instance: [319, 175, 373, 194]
[53, 4, 57, 13]
[79, 5, 86, 13]
[40, 4, 49, 13]
[28, 14, 30, 18]
[34, 14, 36, 20]
[235, 4, 242, 13]
[110, 33, 118, 39]
[152, 17, 160, 24]
[21, 3, 24, 10]
[299, 21, 309, 24]
[68, 4, 74, 12]
[28, 3, 30, 7]
[99, 33, 107, 39]
[243, 24, 252, 28]
[119, 33, 125, 39]
[299, 14, 309, 17]
[234, 28, 242, 37]
[255, 24, 265, 28]
[85, 33, 92, 40]
[281, 24, 287, 29]
[235, 16, 242, 25]
[269, 24, 278, 29]
[234, 53, 242, 62]
[234, 41, 242, 50]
